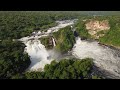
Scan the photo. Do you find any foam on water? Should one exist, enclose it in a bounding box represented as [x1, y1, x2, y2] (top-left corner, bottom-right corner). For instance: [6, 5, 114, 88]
[25, 40, 52, 71]
[72, 37, 120, 77]
[18, 19, 120, 78]
[21, 20, 77, 71]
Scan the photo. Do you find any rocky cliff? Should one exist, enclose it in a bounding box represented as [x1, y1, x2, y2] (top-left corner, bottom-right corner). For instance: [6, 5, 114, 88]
[85, 20, 110, 39]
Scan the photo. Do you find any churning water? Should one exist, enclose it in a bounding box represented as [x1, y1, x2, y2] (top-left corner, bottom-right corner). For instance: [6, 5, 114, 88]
[72, 37, 120, 78]
[20, 20, 75, 71]
[19, 19, 120, 78]
[25, 39, 51, 71]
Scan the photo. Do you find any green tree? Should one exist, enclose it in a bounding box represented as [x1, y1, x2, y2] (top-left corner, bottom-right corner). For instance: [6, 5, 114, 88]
[0, 40, 31, 79]
[24, 58, 102, 79]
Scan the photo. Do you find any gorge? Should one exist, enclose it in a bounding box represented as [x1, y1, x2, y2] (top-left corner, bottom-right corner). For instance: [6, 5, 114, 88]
[18, 19, 120, 79]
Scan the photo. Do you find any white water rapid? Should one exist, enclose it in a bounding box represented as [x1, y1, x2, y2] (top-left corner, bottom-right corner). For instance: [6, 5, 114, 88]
[72, 37, 120, 78]
[25, 39, 51, 71]
[18, 19, 120, 78]
[19, 20, 76, 71]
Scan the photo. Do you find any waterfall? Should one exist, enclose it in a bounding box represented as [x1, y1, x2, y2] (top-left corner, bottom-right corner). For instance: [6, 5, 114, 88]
[25, 40, 52, 71]
[20, 20, 77, 71]
[19, 19, 120, 78]
[18, 19, 120, 78]
[52, 37, 56, 47]
[72, 37, 120, 78]
[19, 19, 76, 42]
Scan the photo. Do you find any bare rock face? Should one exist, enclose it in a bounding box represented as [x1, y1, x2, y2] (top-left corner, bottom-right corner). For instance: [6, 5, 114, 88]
[85, 20, 110, 39]
[40, 36, 56, 49]
[49, 37, 53, 46]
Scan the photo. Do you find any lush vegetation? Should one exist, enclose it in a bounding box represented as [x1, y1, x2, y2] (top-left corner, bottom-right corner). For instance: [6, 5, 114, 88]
[1, 12, 120, 79]
[0, 40, 30, 79]
[75, 16, 120, 47]
[39, 36, 53, 49]
[0, 11, 80, 39]
[0, 12, 55, 39]
[23, 58, 101, 79]
[74, 18, 91, 40]
[99, 16, 120, 47]
[53, 26, 75, 53]
[0, 11, 81, 79]
[1, 11, 120, 47]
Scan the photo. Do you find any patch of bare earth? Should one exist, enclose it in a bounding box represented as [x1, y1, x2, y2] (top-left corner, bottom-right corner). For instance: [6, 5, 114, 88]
[85, 20, 110, 39]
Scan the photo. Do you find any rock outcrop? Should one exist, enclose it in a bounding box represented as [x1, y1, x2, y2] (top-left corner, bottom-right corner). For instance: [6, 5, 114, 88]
[40, 36, 56, 49]
[85, 20, 110, 39]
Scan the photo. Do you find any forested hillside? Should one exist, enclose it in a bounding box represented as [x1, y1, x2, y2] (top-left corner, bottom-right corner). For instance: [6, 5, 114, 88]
[75, 15, 120, 47]
[0, 11, 80, 79]
[53, 26, 75, 53]
[0, 40, 30, 79]
[1, 11, 120, 79]
[13, 58, 102, 79]
[0, 11, 80, 39]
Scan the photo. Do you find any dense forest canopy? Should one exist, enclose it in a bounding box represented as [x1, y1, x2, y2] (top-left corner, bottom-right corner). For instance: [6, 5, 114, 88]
[75, 15, 120, 47]
[0, 11, 81, 39]
[0, 11, 120, 39]
[53, 26, 76, 53]
[0, 11, 80, 79]
[13, 58, 102, 79]
[0, 11, 120, 79]
[0, 40, 30, 79]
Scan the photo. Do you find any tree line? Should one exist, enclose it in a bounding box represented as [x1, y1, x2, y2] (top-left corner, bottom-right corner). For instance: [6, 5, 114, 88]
[0, 40, 30, 79]
[0, 11, 80, 39]
[12, 58, 102, 79]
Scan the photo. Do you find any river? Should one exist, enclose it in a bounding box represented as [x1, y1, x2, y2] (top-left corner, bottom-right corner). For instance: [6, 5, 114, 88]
[19, 19, 120, 79]
[72, 37, 120, 78]
[19, 19, 76, 71]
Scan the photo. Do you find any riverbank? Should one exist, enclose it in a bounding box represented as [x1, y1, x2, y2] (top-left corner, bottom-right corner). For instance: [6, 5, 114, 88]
[72, 36, 120, 78]
[17, 19, 120, 79]
[75, 16, 120, 50]
[20, 19, 77, 71]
